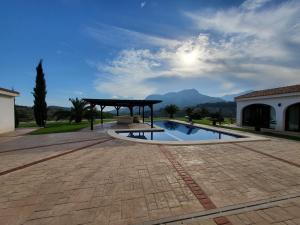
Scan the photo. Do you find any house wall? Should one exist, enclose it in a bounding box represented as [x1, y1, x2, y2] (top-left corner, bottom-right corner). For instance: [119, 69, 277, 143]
[236, 93, 300, 131]
[0, 94, 15, 134]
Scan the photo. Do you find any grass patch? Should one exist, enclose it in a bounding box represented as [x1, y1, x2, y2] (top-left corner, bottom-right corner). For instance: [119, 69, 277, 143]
[19, 122, 38, 128]
[29, 119, 115, 135]
[147, 117, 232, 126]
[175, 117, 212, 125]
[174, 117, 232, 126]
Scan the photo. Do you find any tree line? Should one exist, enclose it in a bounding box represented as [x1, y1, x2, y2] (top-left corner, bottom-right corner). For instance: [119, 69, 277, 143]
[16, 60, 112, 127]
[164, 104, 230, 125]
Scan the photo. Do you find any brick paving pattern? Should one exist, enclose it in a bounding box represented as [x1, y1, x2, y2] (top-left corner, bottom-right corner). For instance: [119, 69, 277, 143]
[160, 146, 232, 225]
[165, 143, 300, 207]
[0, 135, 203, 225]
[184, 197, 300, 225]
[0, 127, 300, 225]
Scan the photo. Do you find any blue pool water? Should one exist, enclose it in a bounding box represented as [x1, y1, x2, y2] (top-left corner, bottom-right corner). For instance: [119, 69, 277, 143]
[117, 121, 242, 141]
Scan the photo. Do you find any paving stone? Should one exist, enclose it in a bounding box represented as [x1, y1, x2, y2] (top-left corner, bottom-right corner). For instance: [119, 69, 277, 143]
[1, 129, 300, 225]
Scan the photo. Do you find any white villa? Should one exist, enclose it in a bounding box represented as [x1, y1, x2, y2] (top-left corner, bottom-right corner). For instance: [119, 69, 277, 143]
[235, 84, 300, 132]
[0, 87, 19, 134]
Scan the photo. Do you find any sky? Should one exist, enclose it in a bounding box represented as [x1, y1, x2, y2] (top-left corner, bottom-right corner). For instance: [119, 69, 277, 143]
[1, 0, 300, 106]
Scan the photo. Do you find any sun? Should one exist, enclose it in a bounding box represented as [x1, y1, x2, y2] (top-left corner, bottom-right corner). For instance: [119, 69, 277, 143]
[180, 51, 199, 66]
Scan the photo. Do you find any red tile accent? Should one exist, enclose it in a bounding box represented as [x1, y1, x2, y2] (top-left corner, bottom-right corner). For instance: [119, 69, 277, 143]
[159, 146, 233, 225]
[214, 216, 231, 225]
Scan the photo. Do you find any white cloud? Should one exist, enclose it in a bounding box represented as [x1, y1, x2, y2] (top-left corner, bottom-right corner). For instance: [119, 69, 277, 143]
[85, 24, 180, 48]
[186, 1, 300, 40]
[94, 49, 160, 98]
[91, 0, 300, 98]
[240, 0, 272, 10]
[141, 1, 146, 8]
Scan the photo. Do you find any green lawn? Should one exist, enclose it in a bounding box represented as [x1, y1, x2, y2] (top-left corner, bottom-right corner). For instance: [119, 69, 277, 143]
[166, 117, 232, 126]
[145, 117, 232, 125]
[28, 119, 115, 135]
[175, 117, 213, 125]
[19, 121, 38, 128]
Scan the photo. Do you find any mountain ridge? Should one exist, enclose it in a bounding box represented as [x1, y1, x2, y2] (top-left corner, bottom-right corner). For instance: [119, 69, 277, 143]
[145, 88, 225, 109]
[145, 88, 252, 109]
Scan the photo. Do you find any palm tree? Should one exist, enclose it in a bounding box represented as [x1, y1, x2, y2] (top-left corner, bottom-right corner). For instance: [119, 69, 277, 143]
[210, 110, 224, 126]
[165, 104, 179, 118]
[185, 107, 193, 116]
[69, 98, 89, 123]
[53, 110, 71, 121]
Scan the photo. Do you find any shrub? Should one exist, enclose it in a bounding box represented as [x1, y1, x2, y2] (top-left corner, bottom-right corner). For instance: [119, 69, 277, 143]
[165, 104, 179, 118]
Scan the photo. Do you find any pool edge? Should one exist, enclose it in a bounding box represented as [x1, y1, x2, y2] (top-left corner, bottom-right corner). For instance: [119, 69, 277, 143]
[107, 120, 270, 145]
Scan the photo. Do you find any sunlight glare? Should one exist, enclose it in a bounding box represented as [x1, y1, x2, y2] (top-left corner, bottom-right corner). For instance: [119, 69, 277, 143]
[180, 51, 199, 66]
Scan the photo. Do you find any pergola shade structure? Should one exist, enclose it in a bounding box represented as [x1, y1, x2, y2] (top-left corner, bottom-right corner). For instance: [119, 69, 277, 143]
[83, 98, 162, 130]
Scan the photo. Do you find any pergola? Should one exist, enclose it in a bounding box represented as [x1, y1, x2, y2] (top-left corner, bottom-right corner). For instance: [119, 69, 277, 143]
[83, 99, 162, 130]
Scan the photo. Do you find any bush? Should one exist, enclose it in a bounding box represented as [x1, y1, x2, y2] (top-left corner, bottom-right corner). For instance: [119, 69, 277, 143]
[191, 107, 209, 119]
[209, 110, 224, 126]
[165, 104, 179, 118]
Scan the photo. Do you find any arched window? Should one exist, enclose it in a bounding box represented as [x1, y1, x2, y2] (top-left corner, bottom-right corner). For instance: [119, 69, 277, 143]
[242, 104, 276, 129]
[285, 103, 300, 132]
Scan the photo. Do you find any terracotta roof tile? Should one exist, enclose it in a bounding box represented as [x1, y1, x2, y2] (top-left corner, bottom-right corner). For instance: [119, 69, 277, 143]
[235, 84, 300, 100]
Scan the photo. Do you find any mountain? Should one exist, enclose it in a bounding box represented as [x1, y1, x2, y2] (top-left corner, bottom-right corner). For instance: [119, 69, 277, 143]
[221, 90, 253, 101]
[145, 89, 224, 109]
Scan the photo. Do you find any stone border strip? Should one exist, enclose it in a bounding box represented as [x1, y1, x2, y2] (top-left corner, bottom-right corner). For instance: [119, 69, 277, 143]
[159, 146, 232, 225]
[0, 137, 106, 154]
[234, 143, 300, 168]
[141, 192, 300, 225]
[0, 138, 113, 176]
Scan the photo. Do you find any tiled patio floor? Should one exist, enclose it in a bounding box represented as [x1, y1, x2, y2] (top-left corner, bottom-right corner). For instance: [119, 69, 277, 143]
[0, 124, 300, 225]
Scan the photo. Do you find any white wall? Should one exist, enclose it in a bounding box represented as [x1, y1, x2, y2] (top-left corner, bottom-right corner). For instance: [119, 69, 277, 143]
[0, 94, 15, 134]
[236, 93, 300, 131]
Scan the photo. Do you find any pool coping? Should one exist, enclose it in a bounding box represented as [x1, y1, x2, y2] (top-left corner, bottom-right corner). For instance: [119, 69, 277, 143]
[107, 119, 270, 145]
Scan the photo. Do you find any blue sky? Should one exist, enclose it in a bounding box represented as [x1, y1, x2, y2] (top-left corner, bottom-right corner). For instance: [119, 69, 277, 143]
[1, 0, 300, 106]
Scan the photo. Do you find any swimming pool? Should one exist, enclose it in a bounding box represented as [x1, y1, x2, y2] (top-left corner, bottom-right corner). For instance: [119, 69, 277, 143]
[117, 120, 243, 141]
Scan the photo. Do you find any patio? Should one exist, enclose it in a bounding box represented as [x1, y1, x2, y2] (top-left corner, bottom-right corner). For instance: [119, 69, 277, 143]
[1, 123, 300, 225]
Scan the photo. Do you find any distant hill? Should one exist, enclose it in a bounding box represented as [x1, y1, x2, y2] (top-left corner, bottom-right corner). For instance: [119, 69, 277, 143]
[145, 89, 224, 109]
[221, 90, 253, 101]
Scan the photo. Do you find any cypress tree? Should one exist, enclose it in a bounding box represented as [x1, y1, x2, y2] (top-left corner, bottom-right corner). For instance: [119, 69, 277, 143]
[33, 60, 47, 127]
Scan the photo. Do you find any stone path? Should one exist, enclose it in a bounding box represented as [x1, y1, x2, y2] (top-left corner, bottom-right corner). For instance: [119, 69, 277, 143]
[0, 127, 300, 225]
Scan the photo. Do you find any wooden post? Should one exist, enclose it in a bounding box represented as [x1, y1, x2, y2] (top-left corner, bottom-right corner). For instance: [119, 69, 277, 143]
[129, 106, 133, 117]
[138, 106, 141, 115]
[90, 104, 94, 130]
[142, 106, 145, 123]
[115, 106, 120, 116]
[151, 106, 153, 128]
[100, 105, 105, 124]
